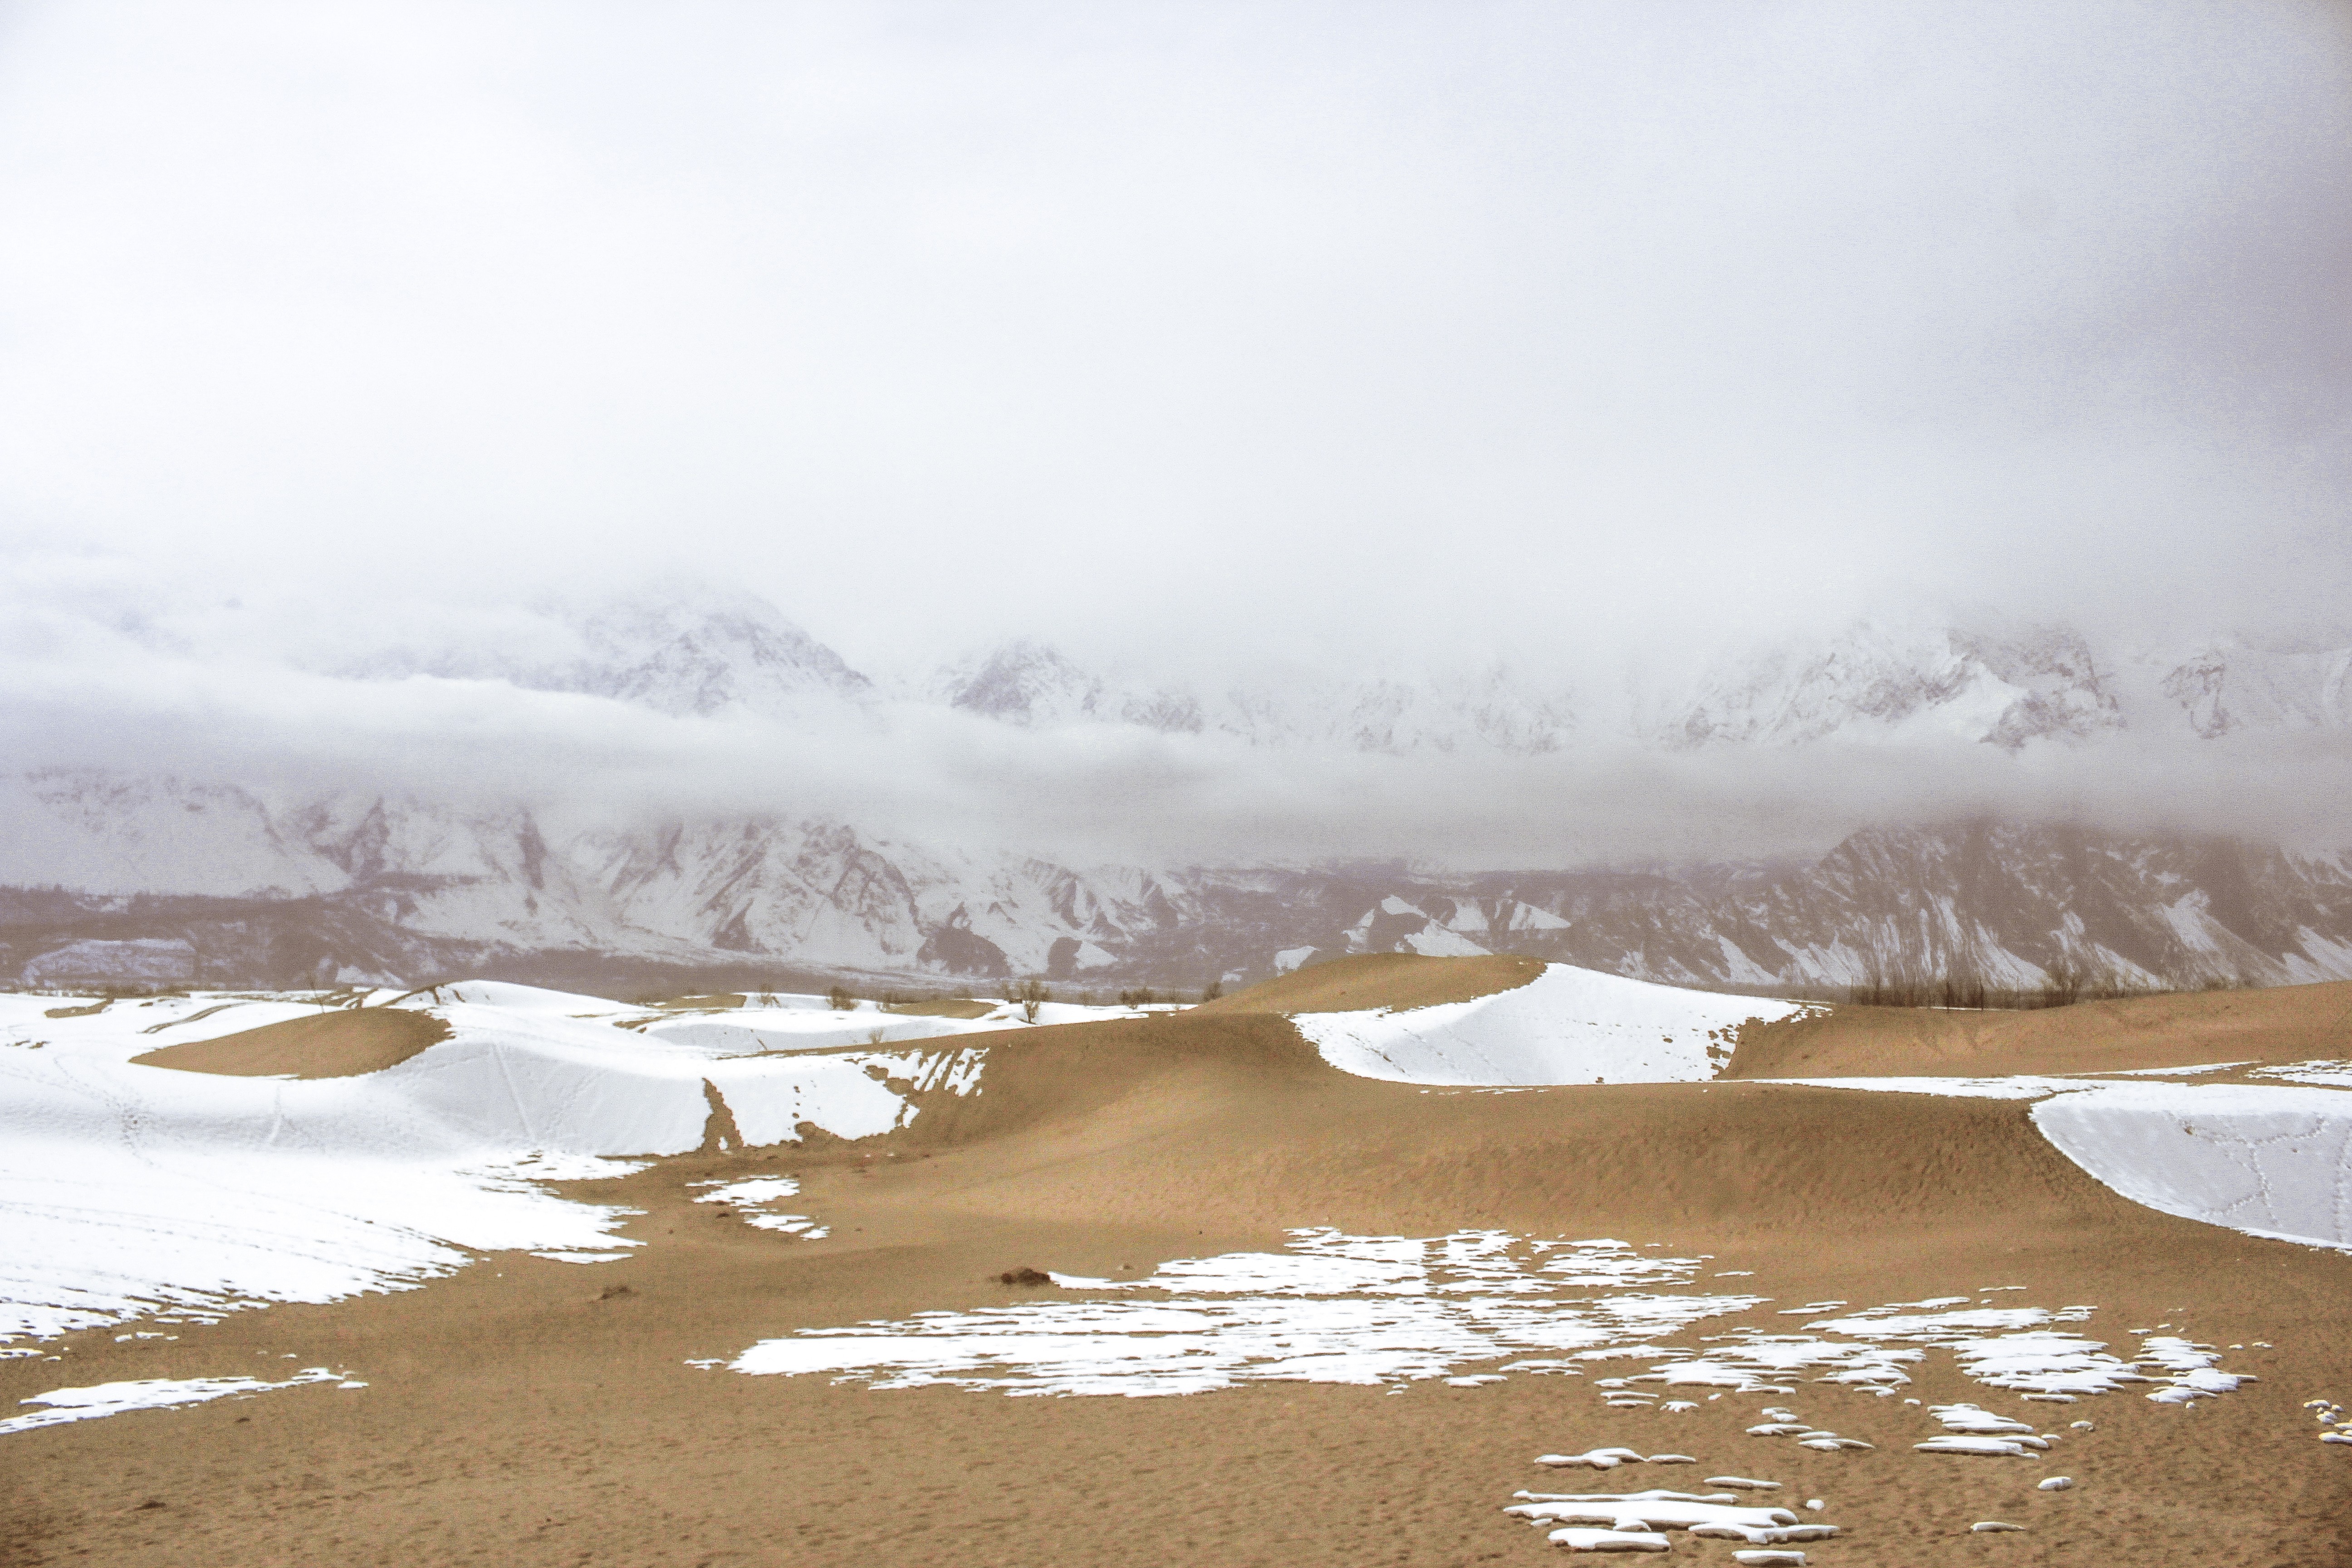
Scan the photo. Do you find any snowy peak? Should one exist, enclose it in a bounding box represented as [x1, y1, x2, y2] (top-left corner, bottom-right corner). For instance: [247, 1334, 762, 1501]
[1322, 666, 1575, 756]
[1654, 622, 2122, 750]
[2155, 639, 2352, 738]
[934, 641, 1108, 728]
[926, 646, 1576, 755]
[343, 589, 871, 719]
[565, 591, 872, 716]
[313, 583, 2349, 750]
[1949, 627, 2123, 749]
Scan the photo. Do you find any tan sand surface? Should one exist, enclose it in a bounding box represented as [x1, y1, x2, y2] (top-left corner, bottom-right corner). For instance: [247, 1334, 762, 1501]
[884, 999, 999, 1019]
[6, 970, 2347, 1566]
[641, 993, 750, 1011]
[129, 1009, 451, 1080]
[1728, 980, 2352, 1080]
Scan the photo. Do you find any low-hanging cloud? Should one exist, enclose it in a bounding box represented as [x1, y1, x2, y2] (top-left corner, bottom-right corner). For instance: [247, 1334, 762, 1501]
[6, 584, 2347, 873]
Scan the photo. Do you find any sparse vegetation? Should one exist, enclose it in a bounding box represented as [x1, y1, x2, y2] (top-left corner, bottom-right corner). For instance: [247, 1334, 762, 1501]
[1118, 986, 1156, 1008]
[1838, 955, 2156, 1011]
[827, 983, 856, 1013]
[1012, 977, 1051, 1024]
[1202, 979, 1223, 1001]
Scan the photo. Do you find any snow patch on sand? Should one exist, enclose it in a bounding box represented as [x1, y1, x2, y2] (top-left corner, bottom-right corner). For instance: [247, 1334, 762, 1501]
[0, 1365, 353, 1436]
[690, 1175, 827, 1238]
[1506, 1489, 1836, 1549]
[720, 1227, 2261, 1418]
[724, 1231, 1766, 1396]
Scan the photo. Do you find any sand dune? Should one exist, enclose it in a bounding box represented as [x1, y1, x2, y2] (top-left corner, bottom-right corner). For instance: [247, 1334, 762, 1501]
[1198, 952, 1546, 1014]
[1195, 952, 1818, 1086]
[1726, 979, 2352, 1079]
[1, 963, 2346, 1565]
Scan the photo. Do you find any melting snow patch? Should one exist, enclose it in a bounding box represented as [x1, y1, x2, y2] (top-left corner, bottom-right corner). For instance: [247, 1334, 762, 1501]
[1540, 1449, 1651, 1470]
[1507, 1488, 1836, 1548]
[2136, 1335, 2255, 1403]
[689, 1175, 828, 1238]
[1, 1367, 349, 1436]
[1917, 1435, 2048, 1458]
[1546, 1529, 1671, 1553]
[715, 1224, 2267, 1426]
[2250, 1060, 2352, 1089]
[725, 1231, 1766, 1396]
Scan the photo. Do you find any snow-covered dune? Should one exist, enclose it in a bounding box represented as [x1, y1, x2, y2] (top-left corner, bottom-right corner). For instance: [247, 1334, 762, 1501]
[2031, 1082, 2352, 1250]
[1286, 963, 1818, 1085]
[0, 987, 1015, 1345]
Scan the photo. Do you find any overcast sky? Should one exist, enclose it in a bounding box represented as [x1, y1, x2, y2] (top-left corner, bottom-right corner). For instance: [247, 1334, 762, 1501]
[1, 1, 2347, 863]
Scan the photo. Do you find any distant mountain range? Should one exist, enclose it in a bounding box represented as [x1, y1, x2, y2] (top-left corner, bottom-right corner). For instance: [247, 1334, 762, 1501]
[317, 587, 2352, 752]
[3, 589, 2347, 994]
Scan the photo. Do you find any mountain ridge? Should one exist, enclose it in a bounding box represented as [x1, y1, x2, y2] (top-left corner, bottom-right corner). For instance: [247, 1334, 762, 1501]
[4, 772, 2346, 999]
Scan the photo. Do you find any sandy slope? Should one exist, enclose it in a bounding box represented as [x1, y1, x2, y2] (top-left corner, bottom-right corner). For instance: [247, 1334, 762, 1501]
[1725, 980, 2352, 1079]
[131, 1010, 451, 1079]
[1196, 952, 1546, 1014]
[2, 971, 2348, 1566]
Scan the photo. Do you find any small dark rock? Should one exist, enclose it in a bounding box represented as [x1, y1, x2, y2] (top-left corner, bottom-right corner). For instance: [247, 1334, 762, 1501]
[996, 1267, 1054, 1287]
[135, 1499, 167, 1511]
[599, 1284, 636, 1300]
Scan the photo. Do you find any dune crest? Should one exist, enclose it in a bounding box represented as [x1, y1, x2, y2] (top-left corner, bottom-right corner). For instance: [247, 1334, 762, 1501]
[132, 1009, 451, 1079]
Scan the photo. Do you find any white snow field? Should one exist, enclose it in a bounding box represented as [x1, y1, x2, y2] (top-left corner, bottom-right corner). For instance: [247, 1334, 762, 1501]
[1774, 1074, 2352, 1251]
[2033, 1083, 2352, 1250]
[1287, 964, 1819, 1086]
[0, 984, 1067, 1347]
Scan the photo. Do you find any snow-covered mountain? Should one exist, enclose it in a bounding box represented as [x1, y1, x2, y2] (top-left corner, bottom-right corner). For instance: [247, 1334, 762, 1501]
[6, 589, 2351, 992]
[2153, 638, 2352, 738]
[343, 588, 872, 720]
[928, 619, 2349, 754]
[5, 775, 2348, 996]
[1638, 623, 2125, 751]
[930, 640, 1578, 754]
[233, 585, 2352, 752]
